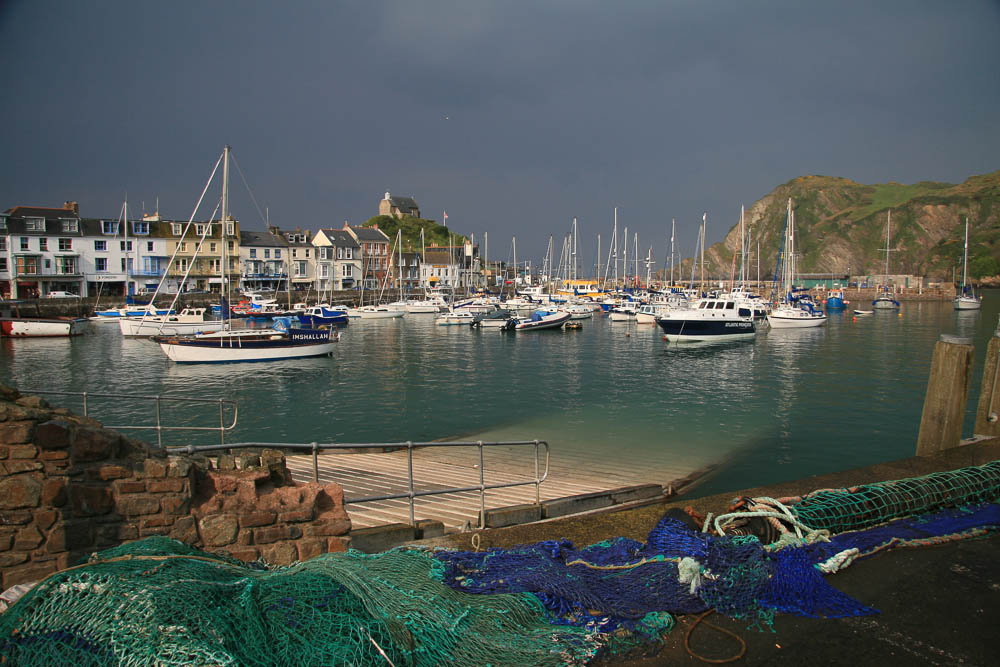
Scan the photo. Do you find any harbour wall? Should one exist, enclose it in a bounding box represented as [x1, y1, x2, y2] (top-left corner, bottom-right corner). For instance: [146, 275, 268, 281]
[0, 384, 351, 590]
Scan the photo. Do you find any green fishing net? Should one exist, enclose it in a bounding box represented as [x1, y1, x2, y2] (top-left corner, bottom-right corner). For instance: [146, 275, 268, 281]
[0, 537, 603, 666]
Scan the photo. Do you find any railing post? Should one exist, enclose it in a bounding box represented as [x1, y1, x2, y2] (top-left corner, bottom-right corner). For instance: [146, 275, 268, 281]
[407, 441, 415, 526]
[534, 439, 540, 506]
[478, 441, 485, 529]
[311, 442, 319, 483]
[155, 396, 162, 449]
[81, 391, 88, 417]
[219, 400, 225, 446]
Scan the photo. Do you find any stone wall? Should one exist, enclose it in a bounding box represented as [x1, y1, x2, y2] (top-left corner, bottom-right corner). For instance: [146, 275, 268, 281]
[0, 384, 351, 590]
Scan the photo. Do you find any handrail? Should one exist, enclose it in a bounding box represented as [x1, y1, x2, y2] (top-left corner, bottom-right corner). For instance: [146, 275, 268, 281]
[166, 439, 550, 529]
[22, 390, 237, 449]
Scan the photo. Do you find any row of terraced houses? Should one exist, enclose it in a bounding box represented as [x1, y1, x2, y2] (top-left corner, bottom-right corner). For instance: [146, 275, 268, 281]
[0, 194, 478, 299]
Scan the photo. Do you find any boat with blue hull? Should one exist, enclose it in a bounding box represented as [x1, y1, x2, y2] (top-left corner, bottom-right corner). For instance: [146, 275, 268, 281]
[825, 288, 847, 311]
[297, 305, 349, 327]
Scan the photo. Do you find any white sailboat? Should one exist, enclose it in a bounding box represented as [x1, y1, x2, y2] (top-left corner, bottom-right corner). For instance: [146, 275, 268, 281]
[767, 199, 826, 329]
[154, 146, 339, 362]
[872, 211, 900, 310]
[954, 217, 982, 310]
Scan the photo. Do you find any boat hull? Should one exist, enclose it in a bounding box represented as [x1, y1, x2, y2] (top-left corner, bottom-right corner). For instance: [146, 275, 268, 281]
[0, 317, 89, 337]
[514, 312, 570, 330]
[767, 313, 827, 328]
[656, 317, 755, 342]
[954, 296, 982, 310]
[118, 318, 226, 337]
[155, 330, 337, 363]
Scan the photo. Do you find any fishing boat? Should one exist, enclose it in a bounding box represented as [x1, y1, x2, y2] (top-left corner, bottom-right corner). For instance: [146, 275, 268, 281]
[154, 146, 340, 363]
[824, 287, 847, 311]
[767, 199, 826, 329]
[635, 303, 670, 324]
[872, 211, 901, 310]
[297, 304, 349, 327]
[954, 218, 982, 311]
[655, 297, 755, 342]
[513, 309, 570, 331]
[0, 301, 89, 337]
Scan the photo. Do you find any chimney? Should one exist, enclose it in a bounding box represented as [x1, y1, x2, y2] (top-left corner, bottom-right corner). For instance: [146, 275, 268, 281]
[64, 201, 79, 215]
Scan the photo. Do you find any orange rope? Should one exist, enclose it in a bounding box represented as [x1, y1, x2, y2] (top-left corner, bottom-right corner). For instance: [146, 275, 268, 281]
[683, 609, 747, 664]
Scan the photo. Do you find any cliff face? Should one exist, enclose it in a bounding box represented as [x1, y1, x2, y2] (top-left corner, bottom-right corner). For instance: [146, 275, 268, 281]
[702, 170, 1000, 280]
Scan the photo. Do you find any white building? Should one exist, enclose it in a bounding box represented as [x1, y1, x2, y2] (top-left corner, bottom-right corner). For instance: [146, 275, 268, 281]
[312, 227, 362, 292]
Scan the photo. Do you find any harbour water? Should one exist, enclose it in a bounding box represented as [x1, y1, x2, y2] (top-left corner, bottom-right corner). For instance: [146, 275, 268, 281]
[2, 292, 998, 498]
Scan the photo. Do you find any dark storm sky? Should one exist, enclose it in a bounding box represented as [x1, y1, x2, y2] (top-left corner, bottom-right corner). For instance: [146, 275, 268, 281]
[2, 1, 998, 268]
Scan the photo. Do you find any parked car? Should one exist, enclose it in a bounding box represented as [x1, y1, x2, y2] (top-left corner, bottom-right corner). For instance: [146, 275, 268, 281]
[46, 291, 79, 298]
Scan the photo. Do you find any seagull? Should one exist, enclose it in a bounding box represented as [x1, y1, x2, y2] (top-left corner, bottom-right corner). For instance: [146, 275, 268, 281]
[442, 115, 450, 120]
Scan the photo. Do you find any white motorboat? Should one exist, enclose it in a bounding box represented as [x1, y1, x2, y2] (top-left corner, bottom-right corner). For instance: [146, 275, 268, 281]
[356, 305, 405, 319]
[559, 304, 594, 320]
[655, 297, 756, 342]
[1, 315, 89, 337]
[608, 303, 638, 321]
[435, 311, 475, 326]
[767, 304, 827, 328]
[635, 303, 670, 324]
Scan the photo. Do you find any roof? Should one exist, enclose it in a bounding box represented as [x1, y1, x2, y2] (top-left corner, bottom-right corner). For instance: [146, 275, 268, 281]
[319, 229, 360, 249]
[351, 226, 390, 242]
[4, 205, 79, 219]
[240, 230, 289, 247]
[388, 195, 419, 211]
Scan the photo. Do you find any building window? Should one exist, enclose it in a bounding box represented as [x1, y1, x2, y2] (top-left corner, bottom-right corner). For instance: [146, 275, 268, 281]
[0, 257, 6, 271]
[292, 249, 298, 258]
[0, 237, 5, 251]
[0, 217, 6, 231]
[177, 258, 188, 272]
[210, 259, 221, 272]
[59, 238, 72, 251]
[210, 243, 217, 253]
[94, 240, 107, 252]
[345, 248, 352, 259]
[16, 257, 39, 274]
[195, 224, 208, 237]
[179, 242, 188, 252]
[102, 220, 117, 235]
[250, 248, 257, 259]
[120, 241, 132, 251]
[38, 238, 48, 251]
[275, 249, 281, 259]
[58, 257, 76, 274]
[320, 264, 329, 278]
[26, 218, 45, 231]
[337, 247, 343, 259]
[147, 241, 154, 252]
[132, 221, 149, 235]
[171, 223, 183, 235]
[342, 265, 352, 278]
[294, 261, 306, 277]
[305, 248, 310, 258]
[20, 237, 29, 251]
[226, 222, 235, 236]
[95, 257, 107, 272]
[61, 219, 78, 233]
[228, 241, 234, 252]
[264, 249, 270, 259]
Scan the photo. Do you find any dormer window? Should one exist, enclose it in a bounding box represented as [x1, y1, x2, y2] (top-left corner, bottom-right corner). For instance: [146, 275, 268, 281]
[195, 224, 208, 237]
[0, 217, 7, 230]
[102, 220, 118, 235]
[26, 217, 45, 232]
[226, 222, 235, 236]
[171, 223, 183, 236]
[61, 219, 78, 233]
[132, 221, 149, 235]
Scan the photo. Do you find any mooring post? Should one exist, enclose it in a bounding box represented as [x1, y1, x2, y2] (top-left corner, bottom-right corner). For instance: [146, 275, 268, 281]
[974, 318, 1000, 437]
[916, 334, 974, 456]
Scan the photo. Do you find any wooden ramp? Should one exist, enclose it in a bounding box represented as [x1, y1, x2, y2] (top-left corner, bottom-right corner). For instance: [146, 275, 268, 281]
[286, 444, 707, 532]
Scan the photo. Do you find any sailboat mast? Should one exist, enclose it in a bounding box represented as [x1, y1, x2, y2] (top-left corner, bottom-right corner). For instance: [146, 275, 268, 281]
[123, 198, 129, 298]
[220, 145, 231, 323]
[670, 219, 675, 286]
[700, 213, 706, 291]
[962, 217, 969, 288]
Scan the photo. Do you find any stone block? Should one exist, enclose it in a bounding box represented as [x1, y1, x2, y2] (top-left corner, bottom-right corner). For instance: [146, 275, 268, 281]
[3, 560, 57, 590]
[8, 444, 38, 460]
[0, 533, 12, 552]
[349, 524, 415, 554]
[261, 541, 298, 566]
[482, 503, 542, 528]
[238, 511, 277, 528]
[253, 525, 302, 545]
[1, 511, 33, 525]
[236, 530, 253, 546]
[34, 509, 58, 531]
[225, 547, 260, 562]
[41, 479, 67, 507]
[541, 491, 615, 519]
[0, 475, 42, 509]
[199, 514, 238, 547]
[169, 516, 198, 544]
[116, 495, 161, 517]
[38, 449, 69, 461]
[0, 421, 35, 445]
[0, 446, 7, 459]
[114, 480, 146, 495]
[0, 552, 29, 568]
[236, 455, 260, 470]
[326, 536, 350, 553]
[296, 538, 325, 562]
[147, 478, 185, 494]
[304, 516, 351, 538]
[167, 458, 192, 478]
[139, 523, 173, 537]
[13, 525, 43, 550]
[72, 427, 121, 462]
[42, 461, 70, 475]
[15, 395, 48, 410]
[89, 465, 132, 481]
[68, 485, 114, 516]
[4, 461, 43, 474]
[159, 495, 190, 515]
[217, 454, 236, 471]
[143, 458, 168, 478]
[277, 509, 314, 523]
[34, 420, 73, 450]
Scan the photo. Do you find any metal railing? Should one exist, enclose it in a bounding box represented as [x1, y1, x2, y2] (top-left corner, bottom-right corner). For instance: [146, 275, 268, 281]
[166, 440, 550, 529]
[23, 390, 238, 449]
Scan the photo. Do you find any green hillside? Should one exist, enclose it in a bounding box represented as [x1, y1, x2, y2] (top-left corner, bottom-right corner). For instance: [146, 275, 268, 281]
[363, 215, 467, 253]
[701, 170, 1000, 281]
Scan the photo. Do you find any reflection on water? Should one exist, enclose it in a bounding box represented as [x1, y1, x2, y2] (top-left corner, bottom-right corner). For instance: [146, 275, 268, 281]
[3, 293, 1000, 493]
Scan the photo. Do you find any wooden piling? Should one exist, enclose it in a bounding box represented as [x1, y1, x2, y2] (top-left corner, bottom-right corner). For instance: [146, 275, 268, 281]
[916, 334, 974, 456]
[974, 327, 1000, 437]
